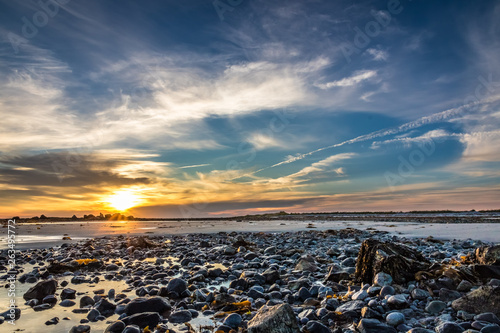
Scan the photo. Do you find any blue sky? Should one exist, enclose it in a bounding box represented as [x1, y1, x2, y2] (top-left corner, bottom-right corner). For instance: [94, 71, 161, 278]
[0, 0, 499, 217]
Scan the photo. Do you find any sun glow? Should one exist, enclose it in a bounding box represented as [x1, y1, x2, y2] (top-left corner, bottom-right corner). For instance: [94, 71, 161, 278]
[106, 191, 140, 211]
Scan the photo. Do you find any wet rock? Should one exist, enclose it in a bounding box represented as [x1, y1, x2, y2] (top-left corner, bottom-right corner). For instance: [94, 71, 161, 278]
[435, 322, 464, 333]
[93, 298, 116, 317]
[358, 318, 397, 333]
[336, 300, 365, 313]
[472, 265, 500, 280]
[457, 280, 473, 292]
[123, 296, 171, 316]
[374, 272, 393, 286]
[121, 312, 161, 329]
[61, 288, 77, 300]
[305, 320, 331, 333]
[166, 278, 188, 298]
[104, 320, 126, 333]
[87, 308, 100, 322]
[223, 313, 242, 328]
[439, 288, 462, 302]
[295, 256, 318, 272]
[80, 295, 95, 308]
[23, 279, 58, 301]
[169, 310, 192, 323]
[475, 313, 500, 325]
[0, 307, 21, 320]
[426, 300, 447, 314]
[355, 239, 430, 284]
[386, 312, 405, 326]
[69, 325, 91, 333]
[122, 325, 141, 333]
[387, 295, 408, 309]
[262, 268, 280, 284]
[247, 303, 300, 333]
[411, 288, 430, 300]
[60, 299, 76, 307]
[452, 286, 500, 316]
[475, 245, 500, 266]
[45, 317, 59, 325]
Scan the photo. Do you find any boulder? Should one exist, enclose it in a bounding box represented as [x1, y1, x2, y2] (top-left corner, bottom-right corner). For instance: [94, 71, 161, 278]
[121, 312, 161, 329]
[23, 279, 58, 301]
[123, 296, 171, 316]
[452, 286, 500, 316]
[247, 303, 300, 333]
[355, 239, 430, 284]
[358, 319, 397, 333]
[295, 256, 318, 272]
[475, 245, 500, 266]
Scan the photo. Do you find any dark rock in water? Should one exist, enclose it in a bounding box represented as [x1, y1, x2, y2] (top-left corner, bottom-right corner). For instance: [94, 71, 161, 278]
[472, 265, 500, 280]
[435, 322, 464, 333]
[69, 325, 91, 333]
[355, 239, 430, 284]
[169, 310, 192, 323]
[452, 286, 500, 316]
[121, 312, 161, 329]
[247, 303, 300, 333]
[23, 279, 58, 301]
[61, 288, 77, 300]
[104, 320, 126, 333]
[124, 296, 171, 316]
[475, 245, 500, 266]
[358, 318, 397, 333]
[93, 298, 116, 317]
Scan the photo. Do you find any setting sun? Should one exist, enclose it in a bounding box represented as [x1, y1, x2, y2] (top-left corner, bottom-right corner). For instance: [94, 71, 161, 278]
[107, 191, 140, 211]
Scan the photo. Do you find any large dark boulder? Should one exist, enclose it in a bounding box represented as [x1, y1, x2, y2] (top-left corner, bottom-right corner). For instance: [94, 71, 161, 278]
[475, 245, 500, 266]
[124, 296, 171, 316]
[23, 279, 58, 301]
[121, 312, 161, 329]
[355, 239, 430, 284]
[247, 303, 300, 333]
[452, 286, 500, 316]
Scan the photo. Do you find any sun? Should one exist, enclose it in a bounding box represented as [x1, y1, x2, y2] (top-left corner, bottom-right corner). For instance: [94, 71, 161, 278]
[107, 191, 140, 211]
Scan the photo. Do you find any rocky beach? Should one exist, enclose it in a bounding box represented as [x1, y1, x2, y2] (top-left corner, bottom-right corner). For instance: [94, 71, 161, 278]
[1, 224, 500, 333]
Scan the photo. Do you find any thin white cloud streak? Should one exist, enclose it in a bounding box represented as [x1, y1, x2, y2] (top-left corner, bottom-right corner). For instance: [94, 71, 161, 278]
[315, 70, 377, 89]
[179, 164, 211, 169]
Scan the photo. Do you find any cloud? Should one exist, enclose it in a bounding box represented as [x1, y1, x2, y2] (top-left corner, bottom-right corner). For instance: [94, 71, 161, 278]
[366, 48, 388, 61]
[315, 70, 377, 89]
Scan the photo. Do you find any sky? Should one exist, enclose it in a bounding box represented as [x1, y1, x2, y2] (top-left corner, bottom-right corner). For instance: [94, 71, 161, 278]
[0, 0, 499, 218]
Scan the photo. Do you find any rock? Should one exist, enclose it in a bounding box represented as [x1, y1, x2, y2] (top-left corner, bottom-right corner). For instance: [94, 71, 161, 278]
[61, 288, 77, 300]
[475, 313, 500, 325]
[80, 295, 95, 307]
[336, 300, 365, 313]
[166, 278, 188, 298]
[60, 299, 76, 307]
[223, 313, 243, 328]
[325, 268, 351, 283]
[104, 320, 126, 333]
[457, 280, 473, 292]
[472, 265, 500, 280]
[121, 312, 161, 329]
[262, 268, 280, 284]
[69, 325, 91, 333]
[93, 298, 116, 317]
[452, 286, 500, 316]
[439, 288, 462, 302]
[87, 308, 100, 322]
[224, 245, 237, 255]
[0, 307, 21, 320]
[247, 303, 300, 333]
[23, 279, 58, 301]
[45, 317, 59, 325]
[475, 245, 500, 265]
[374, 272, 393, 286]
[355, 239, 430, 284]
[305, 320, 331, 333]
[435, 322, 464, 333]
[386, 312, 405, 326]
[411, 288, 430, 300]
[426, 300, 447, 314]
[358, 319, 397, 333]
[481, 325, 500, 333]
[169, 310, 193, 323]
[352, 289, 369, 300]
[387, 295, 408, 309]
[295, 257, 318, 272]
[122, 325, 141, 333]
[124, 296, 171, 316]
